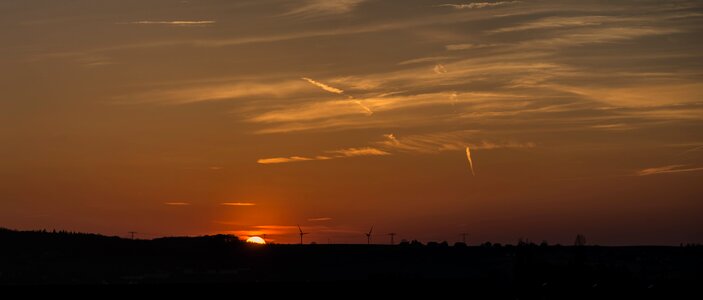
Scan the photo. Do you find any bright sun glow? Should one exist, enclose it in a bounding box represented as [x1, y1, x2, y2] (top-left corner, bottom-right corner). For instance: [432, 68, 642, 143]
[246, 236, 266, 244]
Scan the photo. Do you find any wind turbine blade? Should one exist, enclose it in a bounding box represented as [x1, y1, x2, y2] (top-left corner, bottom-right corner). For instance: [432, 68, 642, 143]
[297, 224, 302, 234]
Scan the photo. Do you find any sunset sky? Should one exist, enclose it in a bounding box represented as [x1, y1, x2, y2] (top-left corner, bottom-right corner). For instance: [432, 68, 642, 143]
[1, 0, 702, 245]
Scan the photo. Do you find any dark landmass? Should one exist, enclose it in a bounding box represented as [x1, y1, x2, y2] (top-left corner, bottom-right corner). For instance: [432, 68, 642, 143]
[1, 228, 701, 293]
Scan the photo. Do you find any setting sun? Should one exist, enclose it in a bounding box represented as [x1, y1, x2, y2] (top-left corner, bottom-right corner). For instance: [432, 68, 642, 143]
[246, 236, 266, 245]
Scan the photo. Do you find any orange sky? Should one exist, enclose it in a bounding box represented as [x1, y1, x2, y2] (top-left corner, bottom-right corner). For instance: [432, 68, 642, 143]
[1, 0, 702, 245]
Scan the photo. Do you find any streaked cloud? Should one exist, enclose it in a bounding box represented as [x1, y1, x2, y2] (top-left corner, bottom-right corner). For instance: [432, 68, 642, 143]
[465, 147, 475, 176]
[308, 217, 333, 222]
[300, 77, 372, 114]
[221, 202, 257, 206]
[378, 131, 535, 154]
[399, 56, 455, 65]
[302, 77, 345, 94]
[433, 64, 448, 74]
[518, 26, 681, 49]
[258, 147, 389, 165]
[285, 0, 366, 18]
[488, 16, 610, 34]
[127, 20, 216, 26]
[637, 165, 703, 176]
[590, 123, 633, 131]
[257, 156, 316, 164]
[330, 147, 390, 157]
[119, 80, 308, 104]
[384, 134, 400, 146]
[439, 1, 519, 10]
[445, 43, 500, 51]
[164, 202, 191, 206]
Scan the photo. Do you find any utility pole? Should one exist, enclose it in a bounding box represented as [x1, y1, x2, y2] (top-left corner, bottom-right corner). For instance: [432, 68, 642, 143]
[388, 233, 396, 245]
[128, 231, 137, 240]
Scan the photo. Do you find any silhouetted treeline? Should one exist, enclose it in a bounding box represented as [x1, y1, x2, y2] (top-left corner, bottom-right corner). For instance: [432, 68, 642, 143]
[0, 227, 701, 294]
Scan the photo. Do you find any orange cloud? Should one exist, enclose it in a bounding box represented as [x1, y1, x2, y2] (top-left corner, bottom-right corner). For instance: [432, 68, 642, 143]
[637, 165, 703, 176]
[221, 202, 257, 206]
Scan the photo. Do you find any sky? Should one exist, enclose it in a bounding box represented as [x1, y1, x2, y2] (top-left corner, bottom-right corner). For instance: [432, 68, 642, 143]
[1, 0, 702, 245]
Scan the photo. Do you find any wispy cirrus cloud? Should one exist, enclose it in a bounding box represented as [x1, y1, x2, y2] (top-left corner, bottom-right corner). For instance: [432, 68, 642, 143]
[258, 130, 534, 167]
[488, 16, 610, 34]
[439, 1, 519, 10]
[637, 165, 703, 176]
[126, 20, 216, 26]
[398, 56, 455, 65]
[433, 64, 448, 74]
[301, 77, 374, 116]
[221, 202, 256, 206]
[518, 26, 681, 49]
[302, 77, 344, 94]
[257, 156, 320, 164]
[258, 147, 388, 165]
[308, 217, 333, 222]
[164, 202, 191, 206]
[445, 43, 500, 51]
[118, 80, 308, 105]
[377, 131, 535, 154]
[331, 147, 390, 157]
[285, 0, 367, 18]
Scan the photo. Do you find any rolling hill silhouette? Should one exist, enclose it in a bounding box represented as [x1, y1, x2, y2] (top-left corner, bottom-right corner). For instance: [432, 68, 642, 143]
[1, 227, 701, 293]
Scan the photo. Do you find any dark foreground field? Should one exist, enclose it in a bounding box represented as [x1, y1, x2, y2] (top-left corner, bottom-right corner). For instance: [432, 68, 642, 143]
[1, 228, 701, 293]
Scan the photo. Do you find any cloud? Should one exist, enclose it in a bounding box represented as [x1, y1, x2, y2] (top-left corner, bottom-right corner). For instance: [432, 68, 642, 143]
[433, 64, 448, 74]
[488, 16, 610, 34]
[221, 202, 257, 206]
[330, 147, 390, 157]
[285, 0, 366, 18]
[258, 131, 533, 166]
[300, 77, 374, 116]
[164, 202, 190, 206]
[127, 20, 216, 26]
[439, 1, 519, 10]
[377, 131, 535, 154]
[384, 134, 400, 146]
[119, 80, 308, 105]
[518, 27, 680, 49]
[590, 123, 633, 131]
[637, 165, 703, 176]
[353, 100, 374, 115]
[257, 156, 316, 164]
[302, 77, 345, 94]
[307, 217, 333, 222]
[257, 147, 389, 165]
[445, 43, 500, 51]
[465, 147, 475, 176]
[399, 56, 455, 65]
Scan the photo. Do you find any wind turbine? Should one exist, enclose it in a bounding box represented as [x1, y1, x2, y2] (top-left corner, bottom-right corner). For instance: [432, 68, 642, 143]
[388, 233, 397, 245]
[297, 224, 309, 245]
[365, 225, 374, 245]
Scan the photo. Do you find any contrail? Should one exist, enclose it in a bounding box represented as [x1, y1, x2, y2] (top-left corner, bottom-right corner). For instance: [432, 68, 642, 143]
[301, 77, 344, 94]
[129, 20, 216, 25]
[353, 99, 373, 115]
[465, 146, 475, 176]
[302, 77, 373, 115]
